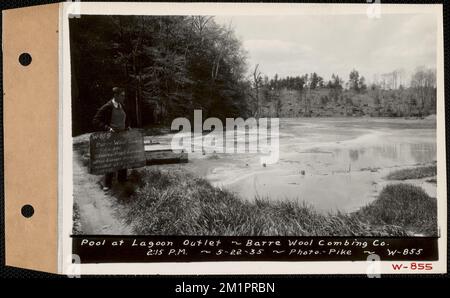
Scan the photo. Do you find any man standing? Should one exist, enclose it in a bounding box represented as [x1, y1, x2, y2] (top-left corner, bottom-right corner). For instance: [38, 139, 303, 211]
[93, 87, 130, 191]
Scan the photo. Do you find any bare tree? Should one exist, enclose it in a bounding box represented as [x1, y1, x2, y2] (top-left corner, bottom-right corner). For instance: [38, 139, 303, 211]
[191, 16, 213, 42]
[251, 64, 263, 118]
[411, 66, 436, 115]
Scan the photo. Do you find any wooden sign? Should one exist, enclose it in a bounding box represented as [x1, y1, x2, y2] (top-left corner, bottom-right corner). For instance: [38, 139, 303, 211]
[89, 130, 146, 175]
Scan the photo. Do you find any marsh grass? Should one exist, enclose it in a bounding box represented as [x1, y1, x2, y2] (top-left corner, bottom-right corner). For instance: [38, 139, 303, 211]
[386, 165, 437, 180]
[355, 183, 437, 235]
[122, 168, 436, 236]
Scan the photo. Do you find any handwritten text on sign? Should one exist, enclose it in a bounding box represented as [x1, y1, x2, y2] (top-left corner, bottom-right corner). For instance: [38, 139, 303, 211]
[89, 130, 146, 175]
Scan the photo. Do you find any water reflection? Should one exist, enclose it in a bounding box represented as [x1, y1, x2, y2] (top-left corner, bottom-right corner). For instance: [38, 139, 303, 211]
[349, 149, 359, 162]
[333, 143, 436, 172]
[410, 143, 437, 163]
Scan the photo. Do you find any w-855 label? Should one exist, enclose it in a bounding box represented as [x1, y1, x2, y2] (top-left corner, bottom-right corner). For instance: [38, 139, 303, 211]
[391, 262, 433, 271]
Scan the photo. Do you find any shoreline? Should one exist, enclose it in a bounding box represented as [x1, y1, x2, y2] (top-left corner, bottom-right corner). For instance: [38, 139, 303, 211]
[72, 147, 437, 236]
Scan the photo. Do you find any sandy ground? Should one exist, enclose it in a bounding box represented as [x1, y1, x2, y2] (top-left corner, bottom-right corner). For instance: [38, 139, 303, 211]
[73, 151, 132, 234]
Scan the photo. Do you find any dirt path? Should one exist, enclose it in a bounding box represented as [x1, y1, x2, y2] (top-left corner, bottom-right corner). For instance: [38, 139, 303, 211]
[73, 152, 132, 234]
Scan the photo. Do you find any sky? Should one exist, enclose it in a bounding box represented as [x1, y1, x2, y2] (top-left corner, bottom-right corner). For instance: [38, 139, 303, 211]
[214, 14, 437, 84]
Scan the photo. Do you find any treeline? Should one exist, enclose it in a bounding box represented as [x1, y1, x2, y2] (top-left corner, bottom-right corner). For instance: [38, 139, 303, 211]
[70, 16, 437, 136]
[250, 68, 436, 118]
[70, 16, 250, 136]
[256, 70, 366, 94]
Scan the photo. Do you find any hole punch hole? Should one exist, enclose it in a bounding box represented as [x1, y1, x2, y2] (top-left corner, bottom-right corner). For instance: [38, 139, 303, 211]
[19, 53, 32, 66]
[21, 204, 34, 218]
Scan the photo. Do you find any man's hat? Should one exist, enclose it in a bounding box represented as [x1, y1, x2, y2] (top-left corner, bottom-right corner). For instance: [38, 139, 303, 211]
[112, 87, 124, 95]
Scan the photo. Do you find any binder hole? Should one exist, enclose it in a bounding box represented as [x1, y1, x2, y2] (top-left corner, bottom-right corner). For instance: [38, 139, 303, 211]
[19, 53, 32, 66]
[21, 204, 34, 218]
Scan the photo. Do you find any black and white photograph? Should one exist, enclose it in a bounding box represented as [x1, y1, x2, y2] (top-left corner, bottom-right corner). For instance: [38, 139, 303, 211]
[61, 2, 445, 273]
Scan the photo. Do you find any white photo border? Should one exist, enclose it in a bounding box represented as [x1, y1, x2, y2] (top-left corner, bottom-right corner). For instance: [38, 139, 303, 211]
[59, 2, 447, 275]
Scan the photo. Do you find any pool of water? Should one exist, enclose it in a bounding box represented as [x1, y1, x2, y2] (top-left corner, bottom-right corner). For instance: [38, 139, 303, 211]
[150, 117, 437, 213]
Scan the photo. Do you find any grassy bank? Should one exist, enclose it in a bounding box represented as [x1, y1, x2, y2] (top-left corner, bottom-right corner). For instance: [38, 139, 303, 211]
[355, 184, 437, 236]
[386, 165, 436, 180]
[120, 167, 437, 236]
